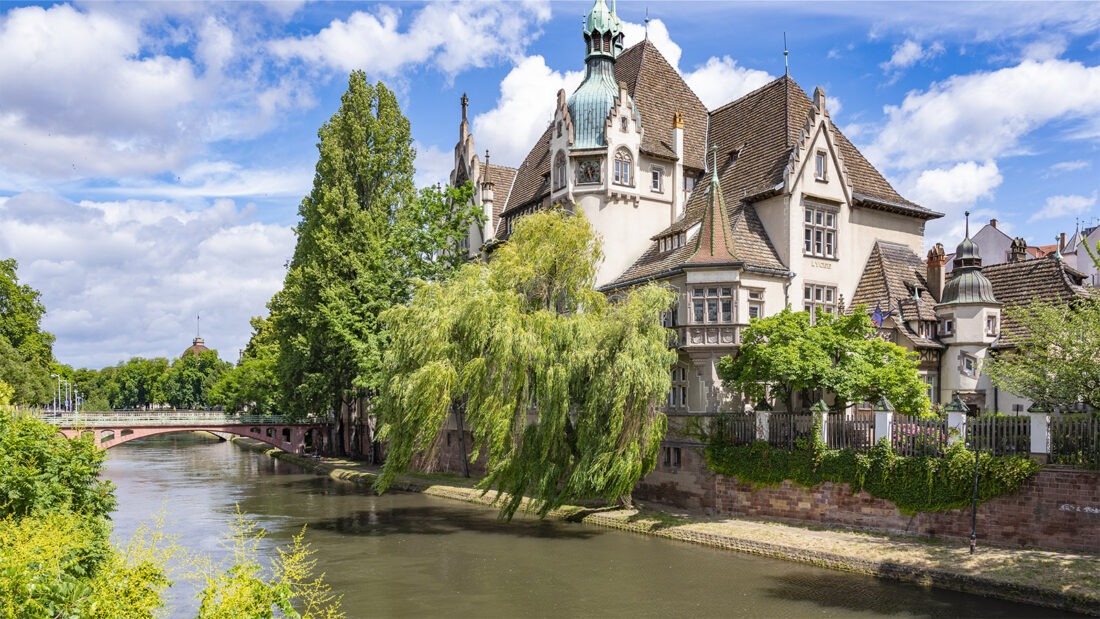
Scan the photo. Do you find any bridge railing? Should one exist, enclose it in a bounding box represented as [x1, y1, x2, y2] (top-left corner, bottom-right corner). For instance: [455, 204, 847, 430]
[39, 412, 317, 427]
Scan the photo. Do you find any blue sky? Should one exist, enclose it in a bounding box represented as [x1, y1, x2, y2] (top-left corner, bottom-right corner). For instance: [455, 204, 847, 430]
[1, 1, 1098, 369]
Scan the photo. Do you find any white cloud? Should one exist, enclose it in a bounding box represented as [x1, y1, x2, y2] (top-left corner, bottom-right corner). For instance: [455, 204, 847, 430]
[470, 56, 583, 167]
[621, 18, 681, 69]
[1021, 36, 1068, 61]
[0, 4, 312, 184]
[1029, 192, 1098, 222]
[269, 2, 551, 78]
[903, 161, 1003, 242]
[1046, 160, 1091, 176]
[0, 192, 293, 368]
[414, 143, 455, 189]
[880, 39, 944, 83]
[867, 59, 1100, 171]
[683, 56, 775, 111]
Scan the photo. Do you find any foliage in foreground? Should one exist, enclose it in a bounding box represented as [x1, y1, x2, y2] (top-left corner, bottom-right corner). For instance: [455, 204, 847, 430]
[985, 297, 1100, 411]
[375, 210, 677, 519]
[718, 308, 930, 415]
[706, 435, 1040, 514]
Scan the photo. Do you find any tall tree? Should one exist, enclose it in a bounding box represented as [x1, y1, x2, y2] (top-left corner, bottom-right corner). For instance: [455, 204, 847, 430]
[157, 350, 231, 410]
[0, 259, 54, 405]
[111, 357, 169, 410]
[717, 308, 929, 415]
[985, 298, 1100, 410]
[272, 72, 478, 456]
[209, 315, 282, 416]
[375, 210, 676, 519]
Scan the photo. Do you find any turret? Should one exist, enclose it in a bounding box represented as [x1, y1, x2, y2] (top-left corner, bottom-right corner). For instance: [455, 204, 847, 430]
[568, 0, 625, 151]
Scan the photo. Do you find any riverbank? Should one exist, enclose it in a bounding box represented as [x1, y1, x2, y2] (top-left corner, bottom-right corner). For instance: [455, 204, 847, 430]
[231, 438, 1100, 616]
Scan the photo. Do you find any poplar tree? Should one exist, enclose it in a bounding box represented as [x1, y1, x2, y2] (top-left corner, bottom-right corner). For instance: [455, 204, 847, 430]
[272, 72, 478, 455]
[375, 210, 677, 519]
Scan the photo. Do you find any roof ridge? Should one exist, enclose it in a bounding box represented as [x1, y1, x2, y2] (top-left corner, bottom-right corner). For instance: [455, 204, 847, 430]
[708, 74, 789, 115]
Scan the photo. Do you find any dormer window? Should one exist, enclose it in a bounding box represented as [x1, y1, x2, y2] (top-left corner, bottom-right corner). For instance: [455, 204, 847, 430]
[659, 232, 686, 253]
[815, 150, 827, 181]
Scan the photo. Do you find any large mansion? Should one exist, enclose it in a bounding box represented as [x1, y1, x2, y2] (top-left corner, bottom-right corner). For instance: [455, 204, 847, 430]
[449, 0, 1091, 420]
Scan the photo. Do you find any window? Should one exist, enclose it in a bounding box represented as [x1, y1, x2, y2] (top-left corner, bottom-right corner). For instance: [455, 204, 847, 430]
[651, 167, 664, 192]
[667, 366, 688, 410]
[747, 289, 764, 320]
[961, 354, 978, 377]
[917, 321, 936, 339]
[660, 308, 678, 328]
[659, 232, 685, 253]
[613, 150, 633, 185]
[663, 446, 682, 467]
[922, 373, 938, 404]
[553, 152, 567, 190]
[620, 116, 629, 132]
[814, 150, 827, 181]
[985, 315, 998, 336]
[556, 120, 562, 138]
[803, 206, 837, 258]
[692, 287, 733, 324]
[803, 284, 836, 323]
[941, 317, 954, 336]
[684, 175, 697, 193]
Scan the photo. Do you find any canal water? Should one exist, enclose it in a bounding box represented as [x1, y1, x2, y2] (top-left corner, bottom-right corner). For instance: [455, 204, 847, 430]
[101, 435, 1076, 618]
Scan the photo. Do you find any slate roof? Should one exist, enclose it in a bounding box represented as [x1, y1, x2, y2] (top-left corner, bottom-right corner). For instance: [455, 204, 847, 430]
[851, 241, 939, 320]
[983, 257, 1092, 348]
[615, 40, 709, 170]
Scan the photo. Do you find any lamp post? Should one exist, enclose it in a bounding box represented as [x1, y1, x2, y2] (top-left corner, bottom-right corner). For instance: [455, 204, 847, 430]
[945, 395, 978, 554]
[50, 374, 60, 412]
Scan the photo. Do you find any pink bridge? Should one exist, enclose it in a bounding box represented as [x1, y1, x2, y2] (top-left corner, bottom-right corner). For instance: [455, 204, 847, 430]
[46, 411, 326, 453]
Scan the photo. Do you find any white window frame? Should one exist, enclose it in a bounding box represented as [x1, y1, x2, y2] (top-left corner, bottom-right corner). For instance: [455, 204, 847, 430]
[803, 204, 838, 259]
[960, 353, 978, 377]
[814, 150, 828, 181]
[940, 316, 955, 336]
[613, 149, 633, 186]
[667, 366, 688, 410]
[985, 314, 999, 337]
[803, 283, 837, 324]
[747, 289, 764, 321]
[651, 166, 664, 192]
[691, 286, 734, 324]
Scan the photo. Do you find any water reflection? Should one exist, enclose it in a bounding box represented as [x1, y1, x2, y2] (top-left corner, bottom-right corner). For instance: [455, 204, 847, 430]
[102, 436, 1081, 619]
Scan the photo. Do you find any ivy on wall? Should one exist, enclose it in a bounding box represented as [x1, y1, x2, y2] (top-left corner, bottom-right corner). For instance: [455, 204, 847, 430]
[705, 436, 1041, 515]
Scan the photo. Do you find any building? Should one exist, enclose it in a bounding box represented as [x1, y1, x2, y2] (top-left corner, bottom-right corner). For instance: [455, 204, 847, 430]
[449, 0, 1090, 424]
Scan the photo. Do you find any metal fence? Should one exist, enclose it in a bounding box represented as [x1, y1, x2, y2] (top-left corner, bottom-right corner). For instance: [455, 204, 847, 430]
[1049, 415, 1100, 469]
[767, 413, 815, 449]
[826, 413, 875, 451]
[966, 416, 1031, 457]
[890, 414, 948, 457]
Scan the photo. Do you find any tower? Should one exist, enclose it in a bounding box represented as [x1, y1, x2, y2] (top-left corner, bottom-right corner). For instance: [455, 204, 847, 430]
[936, 212, 1001, 411]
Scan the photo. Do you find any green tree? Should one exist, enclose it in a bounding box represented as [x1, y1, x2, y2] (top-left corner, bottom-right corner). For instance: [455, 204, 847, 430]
[209, 316, 282, 416]
[985, 298, 1100, 410]
[375, 210, 676, 519]
[158, 350, 231, 410]
[111, 357, 170, 409]
[717, 308, 929, 415]
[0, 259, 54, 405]
[271, 71, 478, 457]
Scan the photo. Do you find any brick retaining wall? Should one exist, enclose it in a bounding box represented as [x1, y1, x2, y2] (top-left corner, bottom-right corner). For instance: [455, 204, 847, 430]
[697, 465, 1099, 554]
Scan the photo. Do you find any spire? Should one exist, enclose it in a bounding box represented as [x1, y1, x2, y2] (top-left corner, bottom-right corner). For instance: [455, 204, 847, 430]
[783, 33, 790, 148]
[1053, 235, 1063, 261]
[196, 314, 201, 338]
[940, 211, 997, 306]
[685, 146, 739, 266]
[582, 0, 623, 61]
[461, 93, 469, 122]
[783, 32, 789, 77]
[644, 7, 650, 39]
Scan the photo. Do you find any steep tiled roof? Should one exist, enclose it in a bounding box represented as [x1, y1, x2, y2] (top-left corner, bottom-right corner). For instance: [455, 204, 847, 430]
[500, 124, 553, 216]
[983, 257, 1092, 348]
[615, 40, 708, 170]
[483, 163, 517, 224]
[851, 241, 938, 321]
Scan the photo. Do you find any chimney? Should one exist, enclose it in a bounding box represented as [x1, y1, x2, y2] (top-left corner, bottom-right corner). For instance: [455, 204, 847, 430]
[926, 243, 947, 302]
[1009, 237, 1027, 263]
[672, 110, 685, 220]
[990, 218, 998, 229]
[1060, 232, 1067, 250]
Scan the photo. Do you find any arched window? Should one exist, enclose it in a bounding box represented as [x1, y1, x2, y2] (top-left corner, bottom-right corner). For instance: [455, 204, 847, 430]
[613, 149, 633, 186]
[554, 151, 567, 190]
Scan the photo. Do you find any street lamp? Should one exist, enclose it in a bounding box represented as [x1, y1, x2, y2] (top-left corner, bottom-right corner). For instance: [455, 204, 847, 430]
[50, 374, 60, 412]
[946, 394, 981, 555]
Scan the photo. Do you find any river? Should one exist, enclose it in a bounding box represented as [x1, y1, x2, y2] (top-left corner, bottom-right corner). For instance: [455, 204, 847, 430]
[100, 434, 1077, 618]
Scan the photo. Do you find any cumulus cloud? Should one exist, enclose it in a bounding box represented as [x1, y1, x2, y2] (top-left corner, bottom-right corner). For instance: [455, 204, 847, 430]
[902, 161, 1003, 242]
[269, 2, 551, 78]
[621, 18, 682, 68]
[1029, 192, 1097, 222]
[881, 39, 945, 72]
[683, 56, 774, 110]
[0, 4, 312, 184]
[0, 192, 293, 368]
[866, 59, 1100, 171]
[470, 56, 583, 166]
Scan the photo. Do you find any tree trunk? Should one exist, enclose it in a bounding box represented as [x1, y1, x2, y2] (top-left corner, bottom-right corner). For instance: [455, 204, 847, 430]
[454, 401, 470, 478]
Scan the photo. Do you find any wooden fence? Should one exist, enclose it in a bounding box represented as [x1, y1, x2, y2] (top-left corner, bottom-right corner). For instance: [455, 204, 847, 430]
[1049, 415, 1100, 469]
[966, 416, 1031, 457]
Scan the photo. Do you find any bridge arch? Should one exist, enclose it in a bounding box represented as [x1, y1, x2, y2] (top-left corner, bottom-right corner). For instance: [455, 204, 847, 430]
[56, 424, 321, 453]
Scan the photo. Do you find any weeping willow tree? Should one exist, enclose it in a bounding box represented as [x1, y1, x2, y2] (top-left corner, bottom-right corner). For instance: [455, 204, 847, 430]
[375, 210, 676, 519]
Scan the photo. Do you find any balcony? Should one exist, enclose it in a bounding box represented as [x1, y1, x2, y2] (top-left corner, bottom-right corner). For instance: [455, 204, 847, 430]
[675, 324, 740, 348]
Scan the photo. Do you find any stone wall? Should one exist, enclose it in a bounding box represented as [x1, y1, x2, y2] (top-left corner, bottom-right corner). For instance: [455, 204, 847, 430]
[710, 466, 1100, 554]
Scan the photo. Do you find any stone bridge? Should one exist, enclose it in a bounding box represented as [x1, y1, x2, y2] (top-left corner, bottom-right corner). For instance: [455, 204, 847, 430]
[42, 411, 327, 453]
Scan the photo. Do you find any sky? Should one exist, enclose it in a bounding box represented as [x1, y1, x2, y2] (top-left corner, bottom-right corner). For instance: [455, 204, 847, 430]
[1, 1, 1099, 369]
